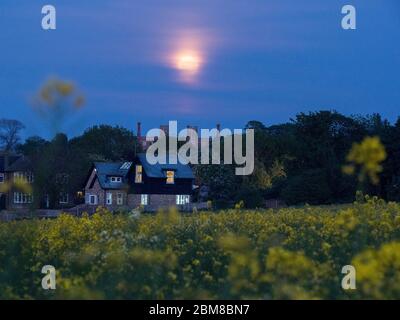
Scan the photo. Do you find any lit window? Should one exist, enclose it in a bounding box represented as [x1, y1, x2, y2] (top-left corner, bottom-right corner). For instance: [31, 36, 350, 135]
[176, 195, 190, 205]
[106, 193, 113, 205]
[135, 165, 143, 183]
[0, 173, 4, 184]
[59, 193, 69, 204]
[141, 194, 148, 206]
[117, 193, 123, 205]
[13, 192, 33, 204]
[166, 171, 175, 184]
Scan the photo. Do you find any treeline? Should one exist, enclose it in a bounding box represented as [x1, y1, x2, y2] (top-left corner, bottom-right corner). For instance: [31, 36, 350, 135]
[3, 110, 400, 208]
[195, 111, 400, 207]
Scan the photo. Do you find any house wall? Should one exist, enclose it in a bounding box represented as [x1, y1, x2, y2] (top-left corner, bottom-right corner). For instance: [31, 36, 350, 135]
[85, 170, 129, 210]
[85, 174, 105, 206]
[103, 189, 128, 211]
[128, 194, 191, 211]
[6, 172, 34, 211]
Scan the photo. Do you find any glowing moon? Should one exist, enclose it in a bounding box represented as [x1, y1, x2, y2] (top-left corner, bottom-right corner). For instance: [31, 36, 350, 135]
[175, 52, 202, 74]
[166, 30, 210, 84]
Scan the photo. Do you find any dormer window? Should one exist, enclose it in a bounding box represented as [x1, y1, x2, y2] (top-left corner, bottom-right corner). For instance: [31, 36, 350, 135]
[110, 176, 122, 183]
[135, 165, 143, 183]
[166, 171, 175, 184]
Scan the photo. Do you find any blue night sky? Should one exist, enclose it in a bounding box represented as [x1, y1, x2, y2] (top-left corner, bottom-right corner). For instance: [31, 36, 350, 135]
[0, 0, 399, 139]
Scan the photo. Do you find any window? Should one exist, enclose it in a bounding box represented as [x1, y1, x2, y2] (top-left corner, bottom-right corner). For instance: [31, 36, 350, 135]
[44, 194, 50, 208]
[166, 171, 175, 184]
[141, 194, 148, 206]
[88, 195, 98, 205]
[120, 162, 132, 170]
[110, 176, 122, 183]
[117, 193, 123, 205]
[106, 193, 113, 205]
[0, 173, 4, 184]
[135, 165, 143, 183]
[13, 172, 34, 183]
[176, 195, 190, 205]
[13, 192, 33, 204]
[59, 193, 69, 204]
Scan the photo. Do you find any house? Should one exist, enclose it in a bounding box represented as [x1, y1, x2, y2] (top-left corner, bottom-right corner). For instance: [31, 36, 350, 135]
[84, 153, 195, 211]
[0, 153, 34, 211]
[0, 153, 75, 211]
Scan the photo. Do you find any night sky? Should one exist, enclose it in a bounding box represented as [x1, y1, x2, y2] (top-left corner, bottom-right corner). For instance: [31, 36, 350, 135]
[1, 0, 399, 139]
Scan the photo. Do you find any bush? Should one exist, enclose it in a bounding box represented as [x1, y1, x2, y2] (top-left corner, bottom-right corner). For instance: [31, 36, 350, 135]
[281, 169, 332, 205]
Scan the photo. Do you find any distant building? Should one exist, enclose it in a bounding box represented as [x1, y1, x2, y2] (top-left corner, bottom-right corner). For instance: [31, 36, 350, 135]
[0, 153, 34, 211]
[0, 153, 75, 211]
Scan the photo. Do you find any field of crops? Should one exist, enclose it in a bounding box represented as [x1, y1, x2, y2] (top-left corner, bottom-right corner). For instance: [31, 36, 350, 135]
[1, 196, 400, 300]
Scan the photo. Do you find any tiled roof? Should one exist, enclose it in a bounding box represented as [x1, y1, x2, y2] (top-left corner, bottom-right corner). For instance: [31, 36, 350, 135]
[137, 153, 194, 179]
[93, 162, 132, 189]
[4, 155, 32, 172]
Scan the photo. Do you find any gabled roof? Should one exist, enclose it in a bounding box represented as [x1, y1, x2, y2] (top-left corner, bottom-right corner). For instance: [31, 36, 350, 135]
[137, 153, 194, 179]
[4, 155, 32, 172]
[93, 162, 132, 189]
[0, 153, 24, 172]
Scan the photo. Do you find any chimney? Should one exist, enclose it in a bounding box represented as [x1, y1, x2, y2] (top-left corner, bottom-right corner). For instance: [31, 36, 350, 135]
[216, 123, 221, 131]
[137, 122, 142, 139]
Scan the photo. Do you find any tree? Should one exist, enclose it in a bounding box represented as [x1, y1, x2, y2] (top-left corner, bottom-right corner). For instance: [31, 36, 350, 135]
[70, 125, 138, 161]
[0, 119, 25, 151]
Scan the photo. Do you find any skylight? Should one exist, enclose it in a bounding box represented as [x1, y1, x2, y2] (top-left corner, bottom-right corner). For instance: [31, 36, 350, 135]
[120, 162, 132, 170]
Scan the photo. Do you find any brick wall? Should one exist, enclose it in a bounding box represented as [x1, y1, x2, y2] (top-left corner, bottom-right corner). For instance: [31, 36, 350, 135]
[128, 194, 191, 211]
[85, 173, 129, 211]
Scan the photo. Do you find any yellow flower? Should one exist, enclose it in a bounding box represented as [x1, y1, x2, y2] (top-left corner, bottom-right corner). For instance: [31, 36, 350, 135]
[343, 136, 387, 185]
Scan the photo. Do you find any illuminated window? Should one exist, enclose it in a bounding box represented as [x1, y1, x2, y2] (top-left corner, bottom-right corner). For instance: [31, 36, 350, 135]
[135, 165, 143, 183]
[166, 171, 175, 184]
[106, 193, 113, 205]
[117, 193, 123, 205]
[13, 192, 33, 204]
[59, 193, 69, 204]
[141, 194, 148, 206]
[176, 195, 190, 205]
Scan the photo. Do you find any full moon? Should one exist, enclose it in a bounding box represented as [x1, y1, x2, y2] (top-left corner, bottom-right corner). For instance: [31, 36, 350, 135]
[175, 52, 202, 74]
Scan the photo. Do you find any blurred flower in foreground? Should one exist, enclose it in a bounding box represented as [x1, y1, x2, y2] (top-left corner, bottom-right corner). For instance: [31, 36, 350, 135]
[343, 136, 387, 185]
[32, 77, 85, 134]
[0, 177, 32, 194]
